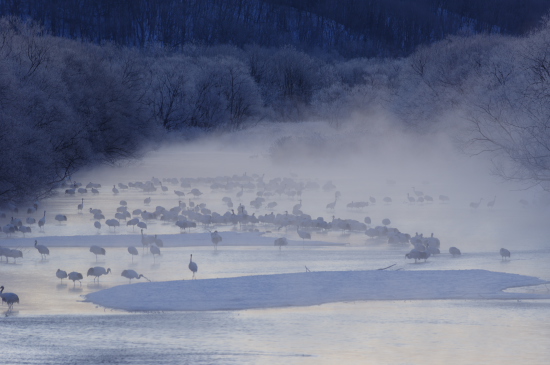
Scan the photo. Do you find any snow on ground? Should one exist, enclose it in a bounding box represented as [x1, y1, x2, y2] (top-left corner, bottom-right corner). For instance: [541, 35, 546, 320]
[85, 270, 550, 312]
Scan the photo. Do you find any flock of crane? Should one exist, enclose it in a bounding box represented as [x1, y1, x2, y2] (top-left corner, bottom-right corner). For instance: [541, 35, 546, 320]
[0, 173, 515, 312]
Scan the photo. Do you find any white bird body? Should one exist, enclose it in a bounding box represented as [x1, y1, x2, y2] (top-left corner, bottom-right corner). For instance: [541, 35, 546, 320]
[68, 271, 83, 286]
[150, 244, 161, 261]
[35, 240, 50, 259]
[56, 269, 68, 282]
[500, 248, 511, 260]
[297, 226, 311, 242]
[0, 286, 19, 310]
[105, 219, 120, 230]
[90, 245, 106, 261]
[55, 214, 67, 223]
[210, 230, 222, 249]
[449, 247, 461, 256]
[405, 249, 430, 263]
[38, 210, 46, 230]
[274, 237, 288, 250]
[470, 199, 483, 209]
[141, 229, 156, 250]
[128, 246, 139, 262]
[188, 254, 198, 279]
[6, 249, 23, 263]
[121, 269, 149, 283]
[87, 266, 111, 282]
[0, 246, 10, 261]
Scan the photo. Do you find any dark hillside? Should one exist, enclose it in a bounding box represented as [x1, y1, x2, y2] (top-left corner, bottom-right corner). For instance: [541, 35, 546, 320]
[1, 0, 549, 57]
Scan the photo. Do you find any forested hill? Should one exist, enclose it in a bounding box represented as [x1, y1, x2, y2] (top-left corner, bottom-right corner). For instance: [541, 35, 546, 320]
[0, 0, 548, 57]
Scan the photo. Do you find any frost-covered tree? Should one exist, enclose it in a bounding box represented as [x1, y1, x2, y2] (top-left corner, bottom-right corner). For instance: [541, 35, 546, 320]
[463, 21, 550, 189]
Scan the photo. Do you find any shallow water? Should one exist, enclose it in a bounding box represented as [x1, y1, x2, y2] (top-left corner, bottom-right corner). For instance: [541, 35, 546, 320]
[2, 148, 550, 364]
[2, 245, 550, 364]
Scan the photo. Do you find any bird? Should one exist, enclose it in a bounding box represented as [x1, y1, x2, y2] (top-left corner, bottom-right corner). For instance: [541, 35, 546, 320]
[274, 237, 288, 250]
[127, 217, 139, 230]
[297, 226, 311, 245]
[141, 229, 156, 251]
[449, 247, 461, 256]
[90, 245, 106, 261]
[38, 210, 46, 231]
[112, 185, 119, 194]
[55, 214, 67, 223]
[94, 221, 101, 231]
[121, 269, 150, 283]
[188, 254, 198, 279]
[210, 230, 222, 250]
[34, 240, 50, 259]
[500, 248, 511, 260]
[19, 225, 31, 236]
[363, 217, 372, 226]
[144, 197, 151, 205]
[56, 269, 68, 283]
[407, 193, 415, 203]
[189, 188, 203, 197]
[87, 266, 111, 282]
[6, 248, 23, 263]
[470, 199, 483, 209]
[68, 271, 83, 287]
[128, 246, 139, 262]
[326, 191, 340, 210]
[487, 196, 497, 208]
[0, 286, 19, 310]
[78, 198, 84, 212]
[405, 249, 430, 263]
[105, 219, 120, 230]
[150, 244, 161, 262]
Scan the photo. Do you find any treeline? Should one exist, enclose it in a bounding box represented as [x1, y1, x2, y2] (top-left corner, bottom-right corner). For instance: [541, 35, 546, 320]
[0, 0, 549, 57]
[2, 14, 550, 204]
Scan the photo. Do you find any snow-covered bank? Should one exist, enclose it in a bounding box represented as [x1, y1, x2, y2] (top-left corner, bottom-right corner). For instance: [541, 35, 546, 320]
[1, 231, 344, 248]
[85, 270, 550, 311]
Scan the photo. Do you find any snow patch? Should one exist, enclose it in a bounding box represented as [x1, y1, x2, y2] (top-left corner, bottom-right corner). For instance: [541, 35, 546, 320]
[85, 270, 550, 312]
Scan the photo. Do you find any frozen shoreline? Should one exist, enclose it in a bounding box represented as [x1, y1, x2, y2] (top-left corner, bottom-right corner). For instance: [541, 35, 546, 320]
[85, 269, 550, 312]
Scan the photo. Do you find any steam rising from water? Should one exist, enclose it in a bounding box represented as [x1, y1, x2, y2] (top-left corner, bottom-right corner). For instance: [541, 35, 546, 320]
[75, 117, 550, 252]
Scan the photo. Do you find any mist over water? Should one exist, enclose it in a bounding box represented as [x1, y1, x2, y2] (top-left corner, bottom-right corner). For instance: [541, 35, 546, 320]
[3, 118, 550, 365]
[75, 118, 550, 254]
